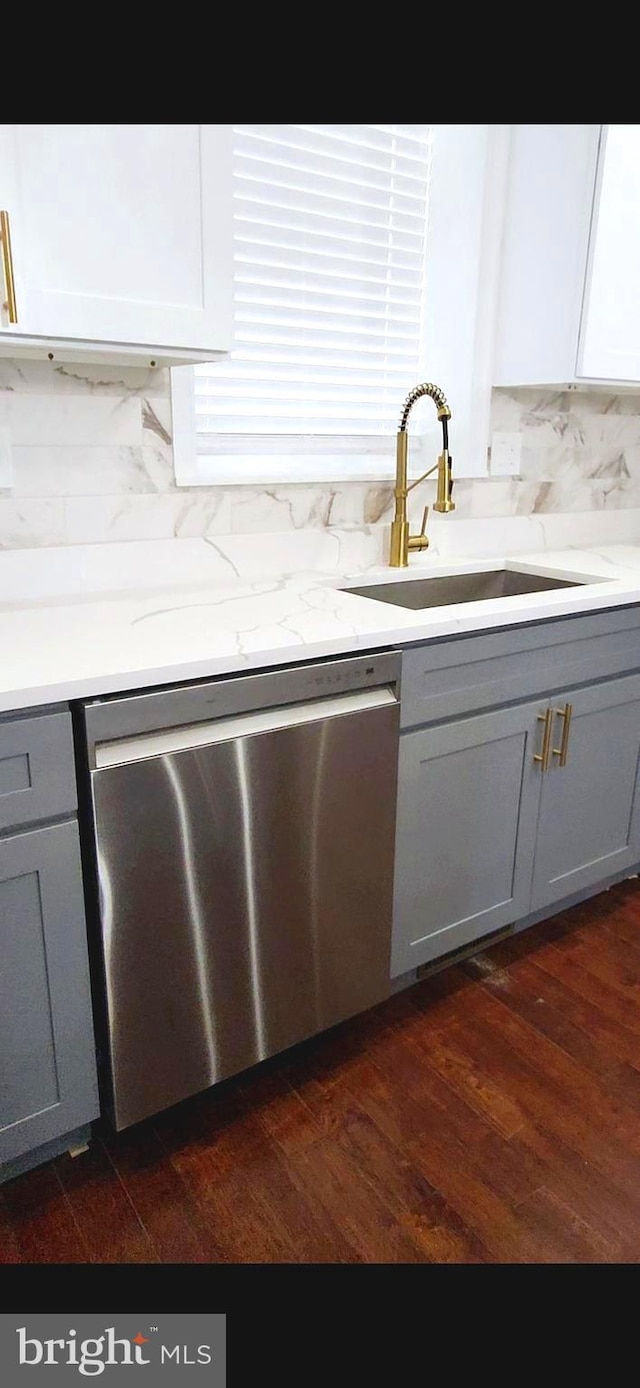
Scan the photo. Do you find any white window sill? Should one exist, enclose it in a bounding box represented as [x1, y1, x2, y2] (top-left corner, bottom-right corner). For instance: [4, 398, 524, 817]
[176, 454, 406, 487]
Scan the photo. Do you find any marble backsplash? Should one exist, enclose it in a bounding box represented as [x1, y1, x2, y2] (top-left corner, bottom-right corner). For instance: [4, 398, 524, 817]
[2, 359, 640, 551]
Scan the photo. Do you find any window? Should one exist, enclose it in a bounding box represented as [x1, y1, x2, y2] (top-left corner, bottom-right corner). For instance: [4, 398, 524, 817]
[172, 125, 506, 485]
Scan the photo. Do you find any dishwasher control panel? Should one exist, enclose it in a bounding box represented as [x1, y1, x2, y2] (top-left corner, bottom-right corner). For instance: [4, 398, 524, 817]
[81, 650, 401, 765]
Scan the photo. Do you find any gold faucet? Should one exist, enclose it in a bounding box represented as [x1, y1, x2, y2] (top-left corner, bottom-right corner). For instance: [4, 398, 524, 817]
[389, 382, 455, 567]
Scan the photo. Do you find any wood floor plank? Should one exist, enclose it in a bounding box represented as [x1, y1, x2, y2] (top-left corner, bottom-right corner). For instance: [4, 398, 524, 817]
[389, 999, 527, 1140]
[509, 1122, 640, 1261]
[290, 1049, 493, 1263]
[404, 1130, 540, 1263]
[100, 1121, 226, 1264]
[427, 962, 640, 1152]
[532, 942, 640, 1035]
[557, 929, 640, 995]
[465, 952, 640, 1097]
[232, 1067, 435, 1263]
[0, 1194, 25, 1263]
[603, 906, 640, 951]
[156, 1082, 360, 1264]
[331, 1027, 544, 1210]
[2, 1165, 90, 1263]
[237, 1049, 443, 1262]
[155, 1114, 298, 1262]
[445, 1009, 640, 1209]
[55, 1141, 159, 1264]
[510, 1186, 616, 1264]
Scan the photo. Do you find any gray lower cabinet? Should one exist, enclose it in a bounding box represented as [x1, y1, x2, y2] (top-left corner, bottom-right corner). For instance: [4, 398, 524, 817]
[531, 673, 640, 911]
[393, 661, 640, 976]
[0, 820, 99, 1172]
[391, 700, 544, 976]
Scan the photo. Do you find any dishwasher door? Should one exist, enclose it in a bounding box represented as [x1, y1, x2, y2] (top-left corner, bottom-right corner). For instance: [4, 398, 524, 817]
[82, 657, 400, 1129]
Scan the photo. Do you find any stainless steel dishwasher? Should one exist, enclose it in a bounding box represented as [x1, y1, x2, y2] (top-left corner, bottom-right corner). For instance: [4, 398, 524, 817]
[79, 651, 401, 1129]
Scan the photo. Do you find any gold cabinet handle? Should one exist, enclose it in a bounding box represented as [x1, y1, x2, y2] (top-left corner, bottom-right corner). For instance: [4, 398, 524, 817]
[0, 211, 18, 324]
[534, 708, 553, 770]
[552, 702, 573, 767]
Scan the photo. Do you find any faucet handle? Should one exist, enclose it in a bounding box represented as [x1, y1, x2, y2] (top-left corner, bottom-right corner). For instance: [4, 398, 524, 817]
[407, 503, 430, 555]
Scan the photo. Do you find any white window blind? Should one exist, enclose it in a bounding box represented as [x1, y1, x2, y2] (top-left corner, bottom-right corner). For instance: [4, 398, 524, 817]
[193, 124, 432, 452]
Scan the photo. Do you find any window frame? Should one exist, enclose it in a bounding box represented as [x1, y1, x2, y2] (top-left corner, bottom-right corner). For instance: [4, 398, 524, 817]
[172, 125, 509, 487]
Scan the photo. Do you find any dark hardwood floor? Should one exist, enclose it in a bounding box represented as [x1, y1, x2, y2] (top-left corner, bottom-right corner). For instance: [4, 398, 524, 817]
[4, 879, 640, 1264]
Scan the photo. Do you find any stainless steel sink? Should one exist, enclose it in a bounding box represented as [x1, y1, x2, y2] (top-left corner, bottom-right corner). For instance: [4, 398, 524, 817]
[343, 568, 588, 611]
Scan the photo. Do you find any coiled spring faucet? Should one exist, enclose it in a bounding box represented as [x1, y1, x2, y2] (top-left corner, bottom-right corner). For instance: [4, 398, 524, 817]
[389, 382, 454, 567]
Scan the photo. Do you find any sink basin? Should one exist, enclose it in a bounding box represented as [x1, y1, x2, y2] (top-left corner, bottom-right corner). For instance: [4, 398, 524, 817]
[343, 568, 588, 611]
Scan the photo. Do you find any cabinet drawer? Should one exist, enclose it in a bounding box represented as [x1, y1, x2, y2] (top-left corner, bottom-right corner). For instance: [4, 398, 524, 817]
[0, 711, 77, 832]
[400, 605, 640, 728]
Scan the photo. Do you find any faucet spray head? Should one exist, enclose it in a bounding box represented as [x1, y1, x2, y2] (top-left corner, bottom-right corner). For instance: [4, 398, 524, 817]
[433, 451, 455, 513]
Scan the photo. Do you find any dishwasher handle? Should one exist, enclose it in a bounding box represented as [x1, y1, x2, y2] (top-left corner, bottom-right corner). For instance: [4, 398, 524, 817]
[93, 686, 398, 771]
[83, 651, 401, 761]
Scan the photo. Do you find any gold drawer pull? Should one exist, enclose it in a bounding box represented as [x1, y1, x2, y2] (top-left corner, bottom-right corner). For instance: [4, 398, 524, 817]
[552, 702, 573, 767]
[0, 210, 18, 324]
[534, 708, 553, 771]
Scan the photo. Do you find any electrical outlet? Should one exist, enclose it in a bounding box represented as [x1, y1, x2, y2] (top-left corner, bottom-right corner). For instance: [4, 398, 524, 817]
[0, 427, 13, 488]
[490, 430, 522, 477]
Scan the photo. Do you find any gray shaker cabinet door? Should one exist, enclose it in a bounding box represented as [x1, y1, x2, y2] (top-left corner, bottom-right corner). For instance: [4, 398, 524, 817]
[531, 673, 640, 912]
[0, 822, 99, 1166]
[391, 700, 545, 975]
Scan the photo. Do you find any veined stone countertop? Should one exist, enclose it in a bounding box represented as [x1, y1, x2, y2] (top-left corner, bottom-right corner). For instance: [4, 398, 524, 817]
[2, 529, 640, 714]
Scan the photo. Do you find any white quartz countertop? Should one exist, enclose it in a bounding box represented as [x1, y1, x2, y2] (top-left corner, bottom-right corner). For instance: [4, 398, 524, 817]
[3, 534, 640, 714]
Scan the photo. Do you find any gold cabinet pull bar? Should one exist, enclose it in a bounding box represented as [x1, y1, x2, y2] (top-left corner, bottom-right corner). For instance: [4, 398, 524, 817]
[534, 708, 553, 771]
[0, 211, 18, 323]
[552, 702, 573, 767]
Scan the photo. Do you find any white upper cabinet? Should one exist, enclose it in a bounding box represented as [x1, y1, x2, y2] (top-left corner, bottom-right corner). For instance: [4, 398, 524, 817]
[579, 125, 640, 381]
[0, 125, 233, 365]
[493, 124, 640, 388]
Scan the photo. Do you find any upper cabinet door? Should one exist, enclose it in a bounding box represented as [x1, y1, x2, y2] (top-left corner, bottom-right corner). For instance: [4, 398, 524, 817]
[0, 125, 233, 358]
[578, 125, 640, 382]
[492, 125, 602, 388]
